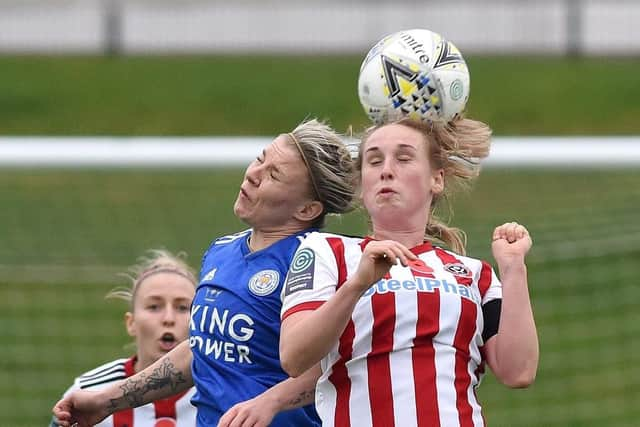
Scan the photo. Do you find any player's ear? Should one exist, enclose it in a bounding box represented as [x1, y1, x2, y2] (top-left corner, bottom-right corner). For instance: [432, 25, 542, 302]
[294, 200, 324, 223]
[431, 168, 444, 195]
[125, 312, 136, 337]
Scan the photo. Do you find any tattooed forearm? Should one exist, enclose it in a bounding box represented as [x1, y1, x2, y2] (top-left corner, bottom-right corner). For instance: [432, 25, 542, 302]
[287, 388, 315, 408]
[106, 358, 187, 412]
[118, 377, 147, 408]
[146, 358, 187, 392]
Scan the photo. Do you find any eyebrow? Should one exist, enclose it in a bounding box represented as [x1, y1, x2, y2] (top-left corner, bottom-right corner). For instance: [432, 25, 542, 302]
[143, 295, 191, 301]
[270, 164, 283, 176]
[262, 148, 284, 176]
[364, 146, 381, 154]
[365, 143, 417, 153]
[395, 143, 418, 151]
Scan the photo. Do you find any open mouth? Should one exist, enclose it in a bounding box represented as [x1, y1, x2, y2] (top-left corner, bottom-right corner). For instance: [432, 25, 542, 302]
[159, 333, 177, 351]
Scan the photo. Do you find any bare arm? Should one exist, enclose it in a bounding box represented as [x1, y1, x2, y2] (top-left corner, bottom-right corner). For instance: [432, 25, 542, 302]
[53, 340, 193, 427]
[217, 365, 321, 427]
[484, 222, 539, 388]
[277, 364, 321, 410]
[280, 240, 415, 377]
[107, 340, 193, 410]
[281, 283, 363, 377]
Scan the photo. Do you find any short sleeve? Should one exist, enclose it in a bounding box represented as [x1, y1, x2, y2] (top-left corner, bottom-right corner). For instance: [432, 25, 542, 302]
[281, 232, 340, 320]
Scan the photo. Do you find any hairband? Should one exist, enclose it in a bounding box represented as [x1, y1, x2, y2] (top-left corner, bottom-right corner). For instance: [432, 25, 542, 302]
[288, 132, 321, 200]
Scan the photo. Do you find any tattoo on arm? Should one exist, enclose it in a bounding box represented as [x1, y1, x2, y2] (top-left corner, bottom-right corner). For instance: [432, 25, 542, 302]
[107, 358, 187, 411]
[287, 388, 315, 408]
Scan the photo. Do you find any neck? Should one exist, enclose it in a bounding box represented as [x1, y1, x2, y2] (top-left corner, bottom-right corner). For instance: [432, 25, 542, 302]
[133, 354, 153, 374]
[370, 205, 431, 248]
[371, 221, 426, 249]
[249, 225, 310, 252]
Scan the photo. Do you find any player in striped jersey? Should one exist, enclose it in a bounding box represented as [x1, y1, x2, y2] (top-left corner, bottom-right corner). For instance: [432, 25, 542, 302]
[53, 119, 357, 427]
[51, 250, 198, 427]
[280, 118, 539, 427]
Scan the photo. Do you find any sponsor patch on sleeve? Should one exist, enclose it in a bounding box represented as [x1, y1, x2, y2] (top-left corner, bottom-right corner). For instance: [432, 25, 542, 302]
[284, 248, 316, 296]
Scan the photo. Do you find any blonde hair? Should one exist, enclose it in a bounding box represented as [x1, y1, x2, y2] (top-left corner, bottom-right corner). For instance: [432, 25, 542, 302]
[287, 118, 356, 227]
[357, 117, 492, 254]
[106, 249, 197, 311]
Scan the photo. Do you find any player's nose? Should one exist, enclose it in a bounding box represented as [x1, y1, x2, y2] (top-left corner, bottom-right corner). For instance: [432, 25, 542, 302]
[162, 306, 176, 325]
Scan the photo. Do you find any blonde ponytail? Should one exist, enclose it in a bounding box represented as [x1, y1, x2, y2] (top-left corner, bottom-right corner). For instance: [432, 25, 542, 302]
[425, 217, 467, 255]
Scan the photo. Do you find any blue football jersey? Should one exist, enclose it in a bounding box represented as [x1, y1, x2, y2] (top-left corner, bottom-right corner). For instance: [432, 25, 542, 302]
[190, 228, 320, 427]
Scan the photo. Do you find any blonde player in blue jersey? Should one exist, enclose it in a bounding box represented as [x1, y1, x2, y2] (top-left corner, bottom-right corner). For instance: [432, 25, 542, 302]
[51, 249, 198, 427]
[53, 118, 356, 427]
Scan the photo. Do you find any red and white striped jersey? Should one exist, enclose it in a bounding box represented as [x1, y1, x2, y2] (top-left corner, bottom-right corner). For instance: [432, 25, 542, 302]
[281, 232, 502, 427]
[51, 356, 197, 427]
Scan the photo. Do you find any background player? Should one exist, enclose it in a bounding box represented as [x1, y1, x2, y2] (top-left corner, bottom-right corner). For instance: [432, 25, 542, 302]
[51, 249, 198, 427]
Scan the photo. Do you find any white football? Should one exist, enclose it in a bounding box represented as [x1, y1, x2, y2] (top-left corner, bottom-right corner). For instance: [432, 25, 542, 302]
[358, 29, 470, 124]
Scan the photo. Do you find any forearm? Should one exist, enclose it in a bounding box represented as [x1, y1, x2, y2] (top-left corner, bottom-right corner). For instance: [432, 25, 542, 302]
[281, 281, 363, 377]
[217, 364, 321, 427]
[492, 262, 539, 387]
[103, 340, 194, 412]
[265, 364, 321, 411]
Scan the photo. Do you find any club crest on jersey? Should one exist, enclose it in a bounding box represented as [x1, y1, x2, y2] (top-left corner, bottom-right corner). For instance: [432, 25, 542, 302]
[155, 418, 177, 427]
[248, 270, 280, 296]
[284, 248, 315, 296]
[444, 263, 472, 278]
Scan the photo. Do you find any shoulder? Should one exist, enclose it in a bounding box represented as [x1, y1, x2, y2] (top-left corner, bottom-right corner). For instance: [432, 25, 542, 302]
[295, 232, 364, 270]
[430, 246, 491, 276]
[455, 251, 492, 272]
[252, 228, 316, 261]
[301, 231, 362, 249]
[213, 229, 252, 246]
[74, 357, 130, 390]
[205, 229, 251, 253]
[201, 229, 251, 262]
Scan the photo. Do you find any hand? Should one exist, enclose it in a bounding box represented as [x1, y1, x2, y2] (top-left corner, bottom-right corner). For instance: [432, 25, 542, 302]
[491, 222, 532, 270]
[350, 240, 417, 294]
[52, 390, 109, 427]
[217, 395, 279, 427]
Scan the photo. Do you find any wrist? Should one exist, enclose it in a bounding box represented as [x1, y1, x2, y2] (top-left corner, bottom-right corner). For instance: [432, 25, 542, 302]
[101, 380, 130, 413]
[498, 260, 527, 277]
[255, 387, 285, 412]
[268, 391, 286, 412]
[97, 389, 120, 416]
[341, 277, 371, 299]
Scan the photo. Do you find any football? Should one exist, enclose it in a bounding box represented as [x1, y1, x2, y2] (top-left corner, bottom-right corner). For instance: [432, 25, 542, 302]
[357, 29, 470, 124]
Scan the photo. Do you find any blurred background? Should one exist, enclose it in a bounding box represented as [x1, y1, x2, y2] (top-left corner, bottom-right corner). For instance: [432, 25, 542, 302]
[1, 1, 639, 426]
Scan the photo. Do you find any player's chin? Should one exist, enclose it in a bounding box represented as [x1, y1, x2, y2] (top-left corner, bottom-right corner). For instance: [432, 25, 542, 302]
[233, 198, 250, 216]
